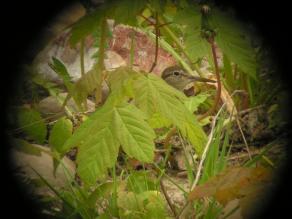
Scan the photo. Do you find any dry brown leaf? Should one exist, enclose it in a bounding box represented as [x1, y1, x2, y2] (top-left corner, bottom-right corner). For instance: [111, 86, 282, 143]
[188, 166, 272, 206]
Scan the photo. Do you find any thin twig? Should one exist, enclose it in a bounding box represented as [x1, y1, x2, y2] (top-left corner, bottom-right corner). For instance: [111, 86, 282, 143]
[149, 12, 159, 73]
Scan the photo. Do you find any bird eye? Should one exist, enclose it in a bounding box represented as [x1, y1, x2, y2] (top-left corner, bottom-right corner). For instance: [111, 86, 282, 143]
[173, 71, 180, 76]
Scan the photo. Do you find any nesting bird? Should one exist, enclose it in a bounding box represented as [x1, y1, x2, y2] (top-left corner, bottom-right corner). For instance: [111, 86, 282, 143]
[161, 66, 216, 91]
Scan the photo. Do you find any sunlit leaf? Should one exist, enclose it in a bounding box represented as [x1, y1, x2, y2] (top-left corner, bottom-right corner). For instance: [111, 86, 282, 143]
[49, 117, 73, 155]
[71, 65, 103, 109]
[127, 171, 156, 193]
[133, 74, 207, 154]
[117, 191, 167, 219]
[112, 103, 155, 162]
[63, 93, 155, 184]
[148, 112, 172, 129]
[107, 67, 139, 98]
[184, 93, 210, 112]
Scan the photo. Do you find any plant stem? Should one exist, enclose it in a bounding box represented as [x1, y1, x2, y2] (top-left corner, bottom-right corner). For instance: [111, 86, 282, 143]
[149, 12, 159, 72]
[198, 38, 221, 121]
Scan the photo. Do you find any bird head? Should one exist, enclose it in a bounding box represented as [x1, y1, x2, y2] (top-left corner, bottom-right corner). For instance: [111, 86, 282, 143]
[161, 66, 216, 91]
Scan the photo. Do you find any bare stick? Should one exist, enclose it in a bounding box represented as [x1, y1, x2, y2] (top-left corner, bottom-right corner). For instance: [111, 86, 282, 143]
[149, 12, 159, 73]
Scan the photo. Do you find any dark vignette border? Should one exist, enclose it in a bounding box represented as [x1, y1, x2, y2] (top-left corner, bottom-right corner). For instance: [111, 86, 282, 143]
[1, 0, 291, 218]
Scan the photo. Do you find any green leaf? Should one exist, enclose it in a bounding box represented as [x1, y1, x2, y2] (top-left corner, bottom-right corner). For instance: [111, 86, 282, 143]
[49, 57, 73, 92]
[209, 9, 257, 79]
[148, 0, 167, 13]
[174, 4, 201, 27]
[71, 65, 103, 109]
[174, 5, 210, 61]
[113, 103, 155, 162]
[117, 191, 167, 219]
[17, 108, 47, 144]
[108, 0, 147, 26]
[223, 54, 234, 89]
[185, 28, 210, 62]
[184, 93, 210, 112]
[77, 122, 120, 184]
[107, 67, 139, 98]
[148, 112, 172, 129]
[49, 117, 73, 155]
[127, 171, 156, 193]
[133, 74, 207, 154]
[63, 93, 155, 184]
[69, 8, 104, 46]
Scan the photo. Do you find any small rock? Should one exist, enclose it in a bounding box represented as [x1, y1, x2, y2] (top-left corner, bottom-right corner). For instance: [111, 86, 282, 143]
[38, 92, 96, 118]
[11, 144, 76, 196]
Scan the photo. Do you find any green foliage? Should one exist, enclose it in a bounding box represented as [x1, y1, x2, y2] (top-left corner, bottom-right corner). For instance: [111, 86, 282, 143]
[133, 73, 207, 154]
[49, 117, 73, 154]
[107, 0, 147, 26]
[107, 67, 138, 98]
[17, 1, 267, 218]
[117, 191, 167, 219]
[17, 108, 47, 144]
[222, 54, 235, 90]
[127, 171, 157, 193]
[173, 4, 210, 61]
[63, 93, 155, 184]
[148, 112, 172, 129]
[184, 93, 210, 112]
[69, 7, 104, 46]
[49, 57, 73, 92]
[185, 29, 211, 62]
[209, 9, 257, 79]
[200, 114, 231, 184]
[73, 65, 103, 107]
[148, 0, 167, 13]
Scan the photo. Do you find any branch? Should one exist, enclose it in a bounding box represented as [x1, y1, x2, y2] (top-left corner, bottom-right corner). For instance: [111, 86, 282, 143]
[149, 12, 159, 73]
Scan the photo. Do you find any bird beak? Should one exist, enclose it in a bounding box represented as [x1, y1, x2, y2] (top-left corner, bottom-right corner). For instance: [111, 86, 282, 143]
[187, 75, 216, 83]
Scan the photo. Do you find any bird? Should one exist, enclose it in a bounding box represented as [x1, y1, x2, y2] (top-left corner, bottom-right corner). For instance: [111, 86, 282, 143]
[161, 65, 216, 91]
